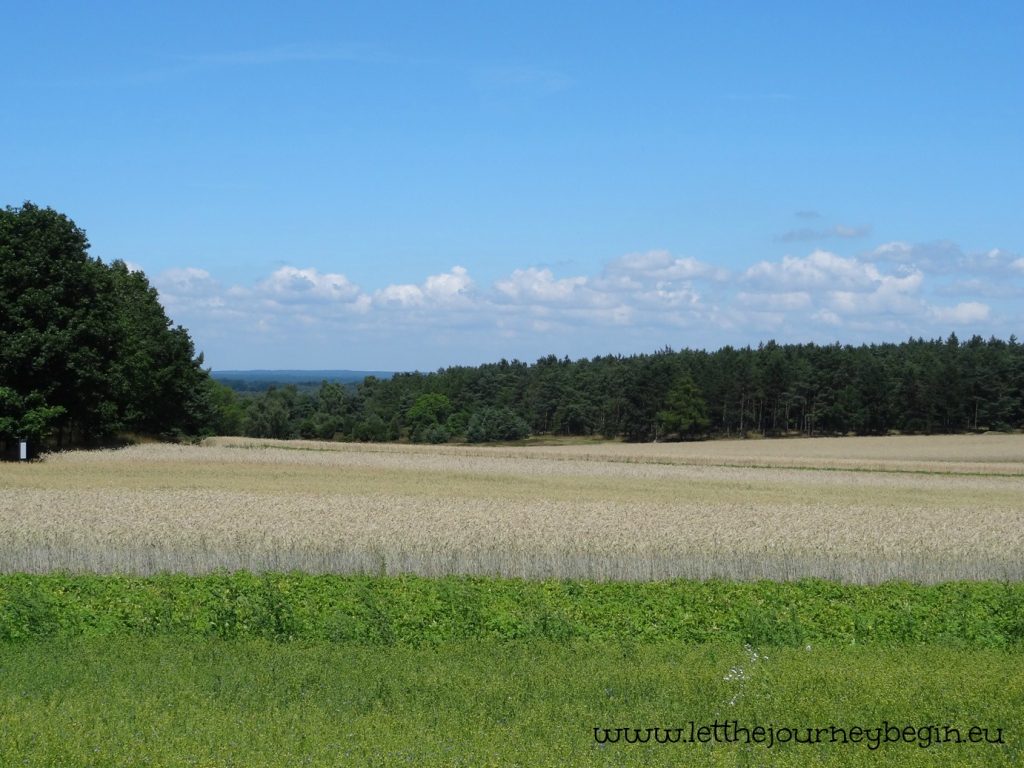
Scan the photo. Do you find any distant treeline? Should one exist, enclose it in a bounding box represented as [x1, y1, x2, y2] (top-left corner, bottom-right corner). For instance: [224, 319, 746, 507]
[213, 370, 394, 394]
[213, 335, 1024, 443]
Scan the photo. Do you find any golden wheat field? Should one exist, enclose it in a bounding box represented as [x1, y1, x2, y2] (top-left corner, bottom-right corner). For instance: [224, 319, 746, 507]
[1, 435, 1022, 583]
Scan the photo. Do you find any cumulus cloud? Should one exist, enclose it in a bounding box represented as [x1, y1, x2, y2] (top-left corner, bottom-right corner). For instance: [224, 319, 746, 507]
[929, 302, 991, 324]
[827, 269, 924, 316]
[376, 266, 474, 308]
[867, 244, 1024, 305]
[744, 250, 884, 289]
[736, 291, 813, 311]
[633, 281, 701, 308]
[878, 240, 965, 271]
[811, 308, 842, 326]
[959, 247, 1024, 275]
[154, 267, 230, 313]
[871, 241, 915, 261]
[376, 283, 425, 307]
[257, 266, 363, 304]
[158, 267, 218, 296]
[152, 239, 1020, 368]
[736, 245, 1014, 337]
[494, 267, 592, 304]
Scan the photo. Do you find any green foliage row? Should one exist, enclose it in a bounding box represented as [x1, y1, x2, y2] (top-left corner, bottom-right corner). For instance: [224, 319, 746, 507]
[223, 335, 1024, 445]
[1, 573, 1021, 647]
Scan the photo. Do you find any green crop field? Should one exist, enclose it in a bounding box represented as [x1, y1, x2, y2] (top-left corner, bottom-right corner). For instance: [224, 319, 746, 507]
[0, 636, 1020, 767]
[0, 574, 1021, 766]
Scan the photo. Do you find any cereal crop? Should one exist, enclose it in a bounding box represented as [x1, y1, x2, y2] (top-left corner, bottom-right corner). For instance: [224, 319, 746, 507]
[1, 435, 1022, 583]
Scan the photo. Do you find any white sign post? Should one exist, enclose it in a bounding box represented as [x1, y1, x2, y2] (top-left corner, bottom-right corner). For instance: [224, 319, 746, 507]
[18, 440, 27, 461]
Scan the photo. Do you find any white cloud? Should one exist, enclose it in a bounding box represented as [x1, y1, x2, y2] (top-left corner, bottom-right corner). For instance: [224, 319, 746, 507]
[154, 267, 232, 315]
[494, 267, 590, 304]
[867, 240, 1020, 278]
[151, 239, 1019, 368]
[736, 246, 1005, 335]
[871, 241, 914, 260]
[929, 302, 990, 324]
[376, 283, 425, 307]
[257, 266, 362, 304]
[744, 250, 880, 289]
[375, 266, 475, 309]
[635, 281, 701, 308]
[812, 309, 842, 325]
[158, 267, 218, 296]
[423, 265, 473, 303]
[736, 291, 812, 311]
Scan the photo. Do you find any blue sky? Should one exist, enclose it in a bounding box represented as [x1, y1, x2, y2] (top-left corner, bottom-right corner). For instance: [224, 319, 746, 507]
[4, 1, 1022, 370]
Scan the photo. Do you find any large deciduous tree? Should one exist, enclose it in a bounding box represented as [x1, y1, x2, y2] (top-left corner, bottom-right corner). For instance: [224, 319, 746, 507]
[0, 202, 213, 449]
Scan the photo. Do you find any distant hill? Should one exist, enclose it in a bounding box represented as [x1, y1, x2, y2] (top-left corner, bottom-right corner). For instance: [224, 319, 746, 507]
[211, 369, 394, 393]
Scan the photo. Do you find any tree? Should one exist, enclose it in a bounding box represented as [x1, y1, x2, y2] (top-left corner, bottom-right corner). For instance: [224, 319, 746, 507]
[655, 373, 709, 439]
[466, 407, 530, 442]
[207, 381, 246, 436]
[107, 260, 214, 437]
[0, 387, 65, 452]
[405, 393, 451, 442]
[0, 202, 120, 445]
[0, 202, 214, 449]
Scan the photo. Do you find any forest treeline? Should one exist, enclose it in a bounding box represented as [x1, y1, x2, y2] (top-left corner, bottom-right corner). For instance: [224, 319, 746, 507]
[217, 334, 1024, 443]
[3, 203, 1023, 450]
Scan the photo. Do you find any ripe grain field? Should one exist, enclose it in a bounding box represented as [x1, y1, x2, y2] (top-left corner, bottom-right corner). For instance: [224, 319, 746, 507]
[1, 435, 1022, 583]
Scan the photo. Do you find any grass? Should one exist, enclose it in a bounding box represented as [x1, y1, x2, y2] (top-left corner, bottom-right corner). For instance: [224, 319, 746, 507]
[0, 636, 1019, 767]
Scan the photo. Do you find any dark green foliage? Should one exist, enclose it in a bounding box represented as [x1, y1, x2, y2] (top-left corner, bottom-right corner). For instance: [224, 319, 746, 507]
[206, 381, 246, 436]
[0, 574, 1021, 648]
[444, 410, 469, 438]
[243, 385, 302, 439]
[656, 372, 710, 439]
[353, 412, 387, 442]
[231, 335, 1024, 444]
[421, 423, 450, 444]
[466, 406, 531, 442]
[0, 203, 214, 447]
[106, 260, 213, 438]
[0, 388, 65, 449]
[406, 392, 451, 442]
